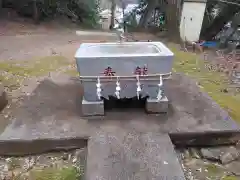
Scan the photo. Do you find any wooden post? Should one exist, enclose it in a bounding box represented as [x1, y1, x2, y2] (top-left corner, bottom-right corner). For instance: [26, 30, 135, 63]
[33, 0, 40, 24]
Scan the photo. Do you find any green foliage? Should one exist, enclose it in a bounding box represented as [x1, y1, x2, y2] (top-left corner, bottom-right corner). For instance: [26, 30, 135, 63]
[222, 176, 238, 180]
[13, 0, 100, 27]
[124, 12, 138, 29]
[136, 0, 147, 15]
[65, 0, 100, 27]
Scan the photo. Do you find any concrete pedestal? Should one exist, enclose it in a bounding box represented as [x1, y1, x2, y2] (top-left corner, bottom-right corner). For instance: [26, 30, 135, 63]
[81, 99, 104, 117]
[81, 96, 169, 117]
[145, 96, 169, 113]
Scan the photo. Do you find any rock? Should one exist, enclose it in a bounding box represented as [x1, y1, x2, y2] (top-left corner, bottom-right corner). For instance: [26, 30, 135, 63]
[200, 146, 240, 164]
[189, 148, 201, 159]
[200, 148, 222, 161]
[220, 147, 240, 165]
[180, 149, 190, 160]
[0, 85, 7, 112]
[236, 141, 240, 150]
[185, 158, 197, 166]
[220, 88, 228, 93]
[61, 153, 68, 161]
[75, 148, 87, 161]
[0, 148, 87, 179]
[225, 161, 240, 176]
[72, 158, 77, 163]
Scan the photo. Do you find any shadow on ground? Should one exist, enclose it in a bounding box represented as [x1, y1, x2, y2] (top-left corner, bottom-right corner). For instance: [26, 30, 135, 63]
[0, 73, 239, 140]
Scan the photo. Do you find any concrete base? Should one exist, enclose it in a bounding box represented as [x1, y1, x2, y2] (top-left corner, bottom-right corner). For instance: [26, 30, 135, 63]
[82, 99, 104, 117]
[82, 96, 169, 116]
[86, 132, 186, 180]
[145, 96, 169, 113]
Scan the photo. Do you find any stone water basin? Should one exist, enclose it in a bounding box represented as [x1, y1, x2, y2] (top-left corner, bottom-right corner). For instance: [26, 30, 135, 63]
[75, 41, 174, 116]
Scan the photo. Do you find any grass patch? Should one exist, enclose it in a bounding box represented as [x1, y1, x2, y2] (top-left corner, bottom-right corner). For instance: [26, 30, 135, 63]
[0, 74, 21, 90]
[0, 56, 68, 77]
[64, 68, 79, 76]
[27, 56, 69, 76]
[0, 56, 69, 90]
[222, 176, 238, 180]
[29, 166, 82, 180]
[168, 43, 240, 123]
[8, 158, 21, 170]
[205, 164, 222, 174]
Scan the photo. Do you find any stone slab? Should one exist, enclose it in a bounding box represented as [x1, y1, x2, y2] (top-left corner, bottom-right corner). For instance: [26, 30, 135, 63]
[145, 96, 169, 113]
[82, 99, 104, 117]
[0, 137, 88, 156]
[170, 131, 240, 147]
[86, 131, 186, 180]
[0, 74, 239, 140]
[0, 85, 7, 112]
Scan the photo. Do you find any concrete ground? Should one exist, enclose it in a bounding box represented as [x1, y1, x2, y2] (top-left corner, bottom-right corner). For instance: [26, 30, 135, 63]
[0, 72, 239, 140]
[0, 72, 238, 179]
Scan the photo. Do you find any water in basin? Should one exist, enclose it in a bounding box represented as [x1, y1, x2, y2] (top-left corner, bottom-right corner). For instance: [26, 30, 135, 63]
[87, 44, 160, 55]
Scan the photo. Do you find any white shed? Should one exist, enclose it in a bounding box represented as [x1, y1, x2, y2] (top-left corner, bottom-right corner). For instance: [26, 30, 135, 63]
[180, 0, 207, 42]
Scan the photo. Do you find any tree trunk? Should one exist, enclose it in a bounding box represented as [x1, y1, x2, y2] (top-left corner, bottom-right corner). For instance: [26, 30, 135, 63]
[138, 0, 158, 28]
[200, 2, 217, 35]
[200, 5, 240, 40]
[33, 0, 40, 24]
[110, 0, 116, 29]
[122, 6, 126, 32]
[165, 0, 182, 41]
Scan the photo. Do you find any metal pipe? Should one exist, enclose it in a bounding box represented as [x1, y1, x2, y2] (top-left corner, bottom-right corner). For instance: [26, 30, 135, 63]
[79, 72, 172, 81]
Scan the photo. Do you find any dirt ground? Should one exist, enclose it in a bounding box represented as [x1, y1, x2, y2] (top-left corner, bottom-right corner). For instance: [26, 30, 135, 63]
[0, 25, 112, 62]
[0, 19, 240, 179]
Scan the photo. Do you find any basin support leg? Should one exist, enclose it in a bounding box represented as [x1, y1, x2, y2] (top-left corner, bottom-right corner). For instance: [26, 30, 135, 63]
[145, 77, 169, 113]
[82, 98, 104, 117]
[145, 96, 169, 114]
[81, 81, 105, 117]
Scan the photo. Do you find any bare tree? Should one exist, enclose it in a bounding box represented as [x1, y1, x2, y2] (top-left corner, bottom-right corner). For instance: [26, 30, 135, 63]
[136, 0, 181, 39]
[110, 0, 116, 29]
[165, 0, 182, 40]
[138, 0, 158, 28]
[33, 0, 40, 24]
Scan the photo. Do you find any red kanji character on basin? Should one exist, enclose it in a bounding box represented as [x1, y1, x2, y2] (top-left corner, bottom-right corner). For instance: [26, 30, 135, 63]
[142, 66, 148, 75]
[103, 67, 116, 76]
[134, 66, 142, 75]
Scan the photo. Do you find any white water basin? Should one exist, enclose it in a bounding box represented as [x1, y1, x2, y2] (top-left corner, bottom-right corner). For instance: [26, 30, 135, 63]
[75, 41, 172, 58]
[83, 43, 160, 55]
[75, 41, 174, 101]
